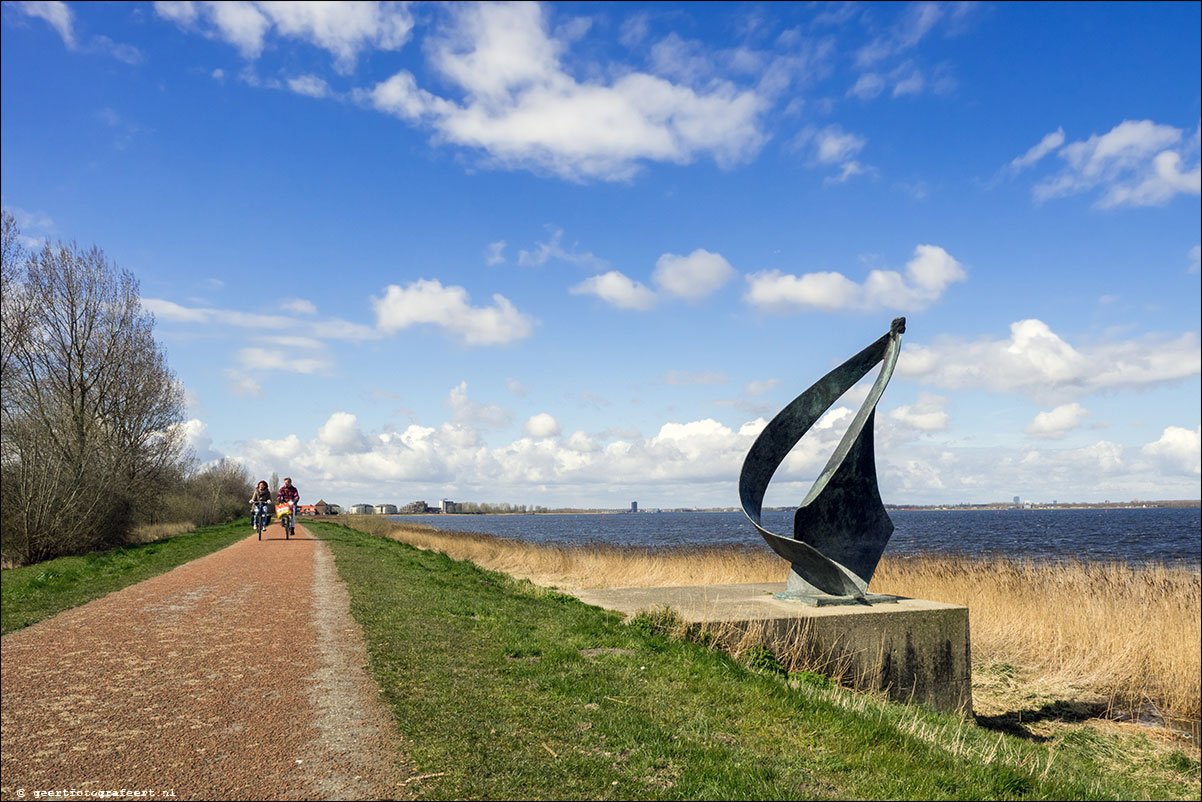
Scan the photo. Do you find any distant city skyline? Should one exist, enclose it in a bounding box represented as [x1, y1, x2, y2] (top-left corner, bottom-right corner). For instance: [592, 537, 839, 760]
[3, 2, 1199, 510]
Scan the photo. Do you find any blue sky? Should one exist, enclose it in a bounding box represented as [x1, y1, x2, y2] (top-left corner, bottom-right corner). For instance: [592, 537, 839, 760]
[3, 1, 1199, 510]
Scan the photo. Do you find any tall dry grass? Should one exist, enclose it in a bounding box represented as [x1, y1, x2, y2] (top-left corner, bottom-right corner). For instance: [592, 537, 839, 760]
[127, 521, 197, 544]
[345, 516, 1201, 720]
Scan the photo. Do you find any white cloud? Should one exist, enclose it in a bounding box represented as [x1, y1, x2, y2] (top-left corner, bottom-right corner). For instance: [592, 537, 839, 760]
[287, 74, 332, 98]
[17, 1, 76, 48]
[224, 368, 263, 398]
[317, 411, 370, 454]
[898, 319, 1202, 402]
[570, 271, 657, 311]
[745, 243, 965, 313]
[1024, 402, 1089, 439]
[1141, 425, 1202, 476]
[236, 346, 331, 374]
[1009, 127, 1066, 172]
[154, 1, 414, 73]
[362, 2, 768, 181]
[280, 298, 318, 315]
[1190, 245, 1201, 274]
[523, 412, 561, 439]
[795, 124, 871, 183]
[856, 1, 944, 66]
[15, 1, 142, 62]
[1029, 119, 1201, 208]
[517, 227, 606, 269]
[847, 73, 885, 100]
[178, 418, 224, 463]
[745, 378, 780, 396]
[445, 381, 511, 429]
[486, 240, 507, 265]
[372, 279, 534, 346]
[506, 378, 529, 396]
[888, 392, 949, 433]
[661, 371, 727, 386]
[143, 297, 376, 340]
[652, 249, 736, 300]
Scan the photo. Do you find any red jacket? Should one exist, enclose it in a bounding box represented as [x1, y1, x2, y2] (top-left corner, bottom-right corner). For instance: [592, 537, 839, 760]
[277, 485, 299, 503]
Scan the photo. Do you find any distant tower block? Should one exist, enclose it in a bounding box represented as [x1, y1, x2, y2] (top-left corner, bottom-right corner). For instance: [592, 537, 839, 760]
[1013, 496, 1020, 505]
[631, 501, 638, 513]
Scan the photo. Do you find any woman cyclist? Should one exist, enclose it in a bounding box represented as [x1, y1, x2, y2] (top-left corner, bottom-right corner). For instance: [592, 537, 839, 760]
[250, 480, 273, 537]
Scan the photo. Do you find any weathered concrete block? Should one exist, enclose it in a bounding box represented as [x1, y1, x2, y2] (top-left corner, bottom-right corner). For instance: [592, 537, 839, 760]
[572, 582, 972, 715]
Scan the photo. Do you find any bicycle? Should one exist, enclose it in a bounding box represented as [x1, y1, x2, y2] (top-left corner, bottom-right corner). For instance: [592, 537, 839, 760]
[276, 501, 296, 539]
[252, 501, 272, 540]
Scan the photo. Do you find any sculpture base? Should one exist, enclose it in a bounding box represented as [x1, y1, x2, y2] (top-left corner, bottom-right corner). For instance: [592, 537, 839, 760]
[571, 582, 971, 715]
[774, 591, 899, 607]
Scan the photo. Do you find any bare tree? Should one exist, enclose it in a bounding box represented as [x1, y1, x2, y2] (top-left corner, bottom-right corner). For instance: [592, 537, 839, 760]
[1, 225, 187, 564]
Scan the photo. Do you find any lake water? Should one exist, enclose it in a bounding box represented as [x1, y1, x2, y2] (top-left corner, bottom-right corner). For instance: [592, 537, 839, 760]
[389, 507, 1201, 565]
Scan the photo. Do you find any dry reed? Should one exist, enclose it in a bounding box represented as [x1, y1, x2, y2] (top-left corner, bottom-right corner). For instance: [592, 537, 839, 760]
[127, 521, 197, 544]
[344, 516, 1201, 720]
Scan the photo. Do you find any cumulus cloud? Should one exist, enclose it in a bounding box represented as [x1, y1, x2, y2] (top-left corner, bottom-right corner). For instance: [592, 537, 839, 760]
[898, 319, 1201, 402]
[361, 2, 768, 181]
[178, 418, 225, 463]
[154, 0, 414, 73]
[652, 249, 736, 300]
[887, 392, 950, 433]
[1024, 402, 1089, 439]
[1142, 425, 1201, 476]
[486, 240, 507, 265]
[317, 411, 369, 454]
[372, 279, 535, 346]
[523, 412, 561, 439]
[745, 244, 965, 313]
[569, 271, 657, 310]
[445, 381, 511, 429]
[1020, 119, 1202, 208]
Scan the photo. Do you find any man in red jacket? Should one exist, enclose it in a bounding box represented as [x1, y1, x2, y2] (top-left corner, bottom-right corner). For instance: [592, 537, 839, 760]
[277, 476, 300, 507]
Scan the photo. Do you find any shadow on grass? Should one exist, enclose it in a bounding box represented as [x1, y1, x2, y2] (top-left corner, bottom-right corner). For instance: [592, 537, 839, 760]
[976, 700, 1114, 741]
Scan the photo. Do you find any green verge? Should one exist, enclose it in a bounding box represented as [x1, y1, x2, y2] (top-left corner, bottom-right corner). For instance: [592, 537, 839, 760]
[1, 520, 251, 634]
[309, 521, 1200, 801]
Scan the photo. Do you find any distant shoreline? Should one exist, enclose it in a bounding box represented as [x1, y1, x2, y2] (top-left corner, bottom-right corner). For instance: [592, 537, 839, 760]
[376, 500, 1201, 517]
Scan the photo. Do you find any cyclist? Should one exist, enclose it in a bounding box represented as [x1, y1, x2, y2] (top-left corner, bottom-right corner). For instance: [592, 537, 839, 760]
[277, 476, 300, 520]
[250, 480, 273, 532]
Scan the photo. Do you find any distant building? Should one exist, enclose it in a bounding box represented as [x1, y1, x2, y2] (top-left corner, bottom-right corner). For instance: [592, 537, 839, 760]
[440, 499, 458, 514]
[1013, 496, 1020, 505]
[375, 504, 398, 515]
[349, 504, 374, 515]
[403, 500, 429, 513]
[630, 501, 638, 513]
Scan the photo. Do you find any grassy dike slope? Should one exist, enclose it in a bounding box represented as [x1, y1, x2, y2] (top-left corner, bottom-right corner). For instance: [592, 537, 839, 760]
[309, 521, 1197, 801]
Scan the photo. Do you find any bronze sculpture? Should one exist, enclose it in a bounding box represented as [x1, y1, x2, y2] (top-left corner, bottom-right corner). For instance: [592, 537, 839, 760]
[739, 318, 906, 604]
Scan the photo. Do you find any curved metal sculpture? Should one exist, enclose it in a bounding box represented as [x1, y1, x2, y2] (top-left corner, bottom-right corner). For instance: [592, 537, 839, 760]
[740, 318, 906, 604]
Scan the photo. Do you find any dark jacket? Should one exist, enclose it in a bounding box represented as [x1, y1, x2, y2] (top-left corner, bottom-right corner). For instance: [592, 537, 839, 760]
[251, 486, 273, 504]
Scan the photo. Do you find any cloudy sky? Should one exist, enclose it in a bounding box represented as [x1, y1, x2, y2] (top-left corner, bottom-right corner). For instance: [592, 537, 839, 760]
[3, 1, 1199, 510]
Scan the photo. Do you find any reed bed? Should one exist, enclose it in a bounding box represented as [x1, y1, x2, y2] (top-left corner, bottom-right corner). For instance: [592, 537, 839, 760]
[344, 516, 1201, 721]
[127, 521, 197, 544]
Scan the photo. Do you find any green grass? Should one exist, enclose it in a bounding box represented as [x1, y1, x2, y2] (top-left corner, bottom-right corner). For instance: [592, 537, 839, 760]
[1, 519, 251, 634]
[309, 521, 1199, 801]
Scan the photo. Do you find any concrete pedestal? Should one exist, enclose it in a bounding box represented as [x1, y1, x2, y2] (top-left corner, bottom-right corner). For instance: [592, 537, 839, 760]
[572, 582, 972, 715]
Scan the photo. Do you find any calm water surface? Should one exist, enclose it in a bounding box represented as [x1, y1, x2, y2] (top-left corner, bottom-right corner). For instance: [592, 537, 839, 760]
[390, 507, 1201, 564]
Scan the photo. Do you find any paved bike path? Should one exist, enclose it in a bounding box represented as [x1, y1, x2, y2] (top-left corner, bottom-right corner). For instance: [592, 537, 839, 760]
[0, 524, 407, 801]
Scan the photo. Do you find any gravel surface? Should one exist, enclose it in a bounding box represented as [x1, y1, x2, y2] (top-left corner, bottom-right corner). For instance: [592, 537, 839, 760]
[1, 524, 408, 801]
